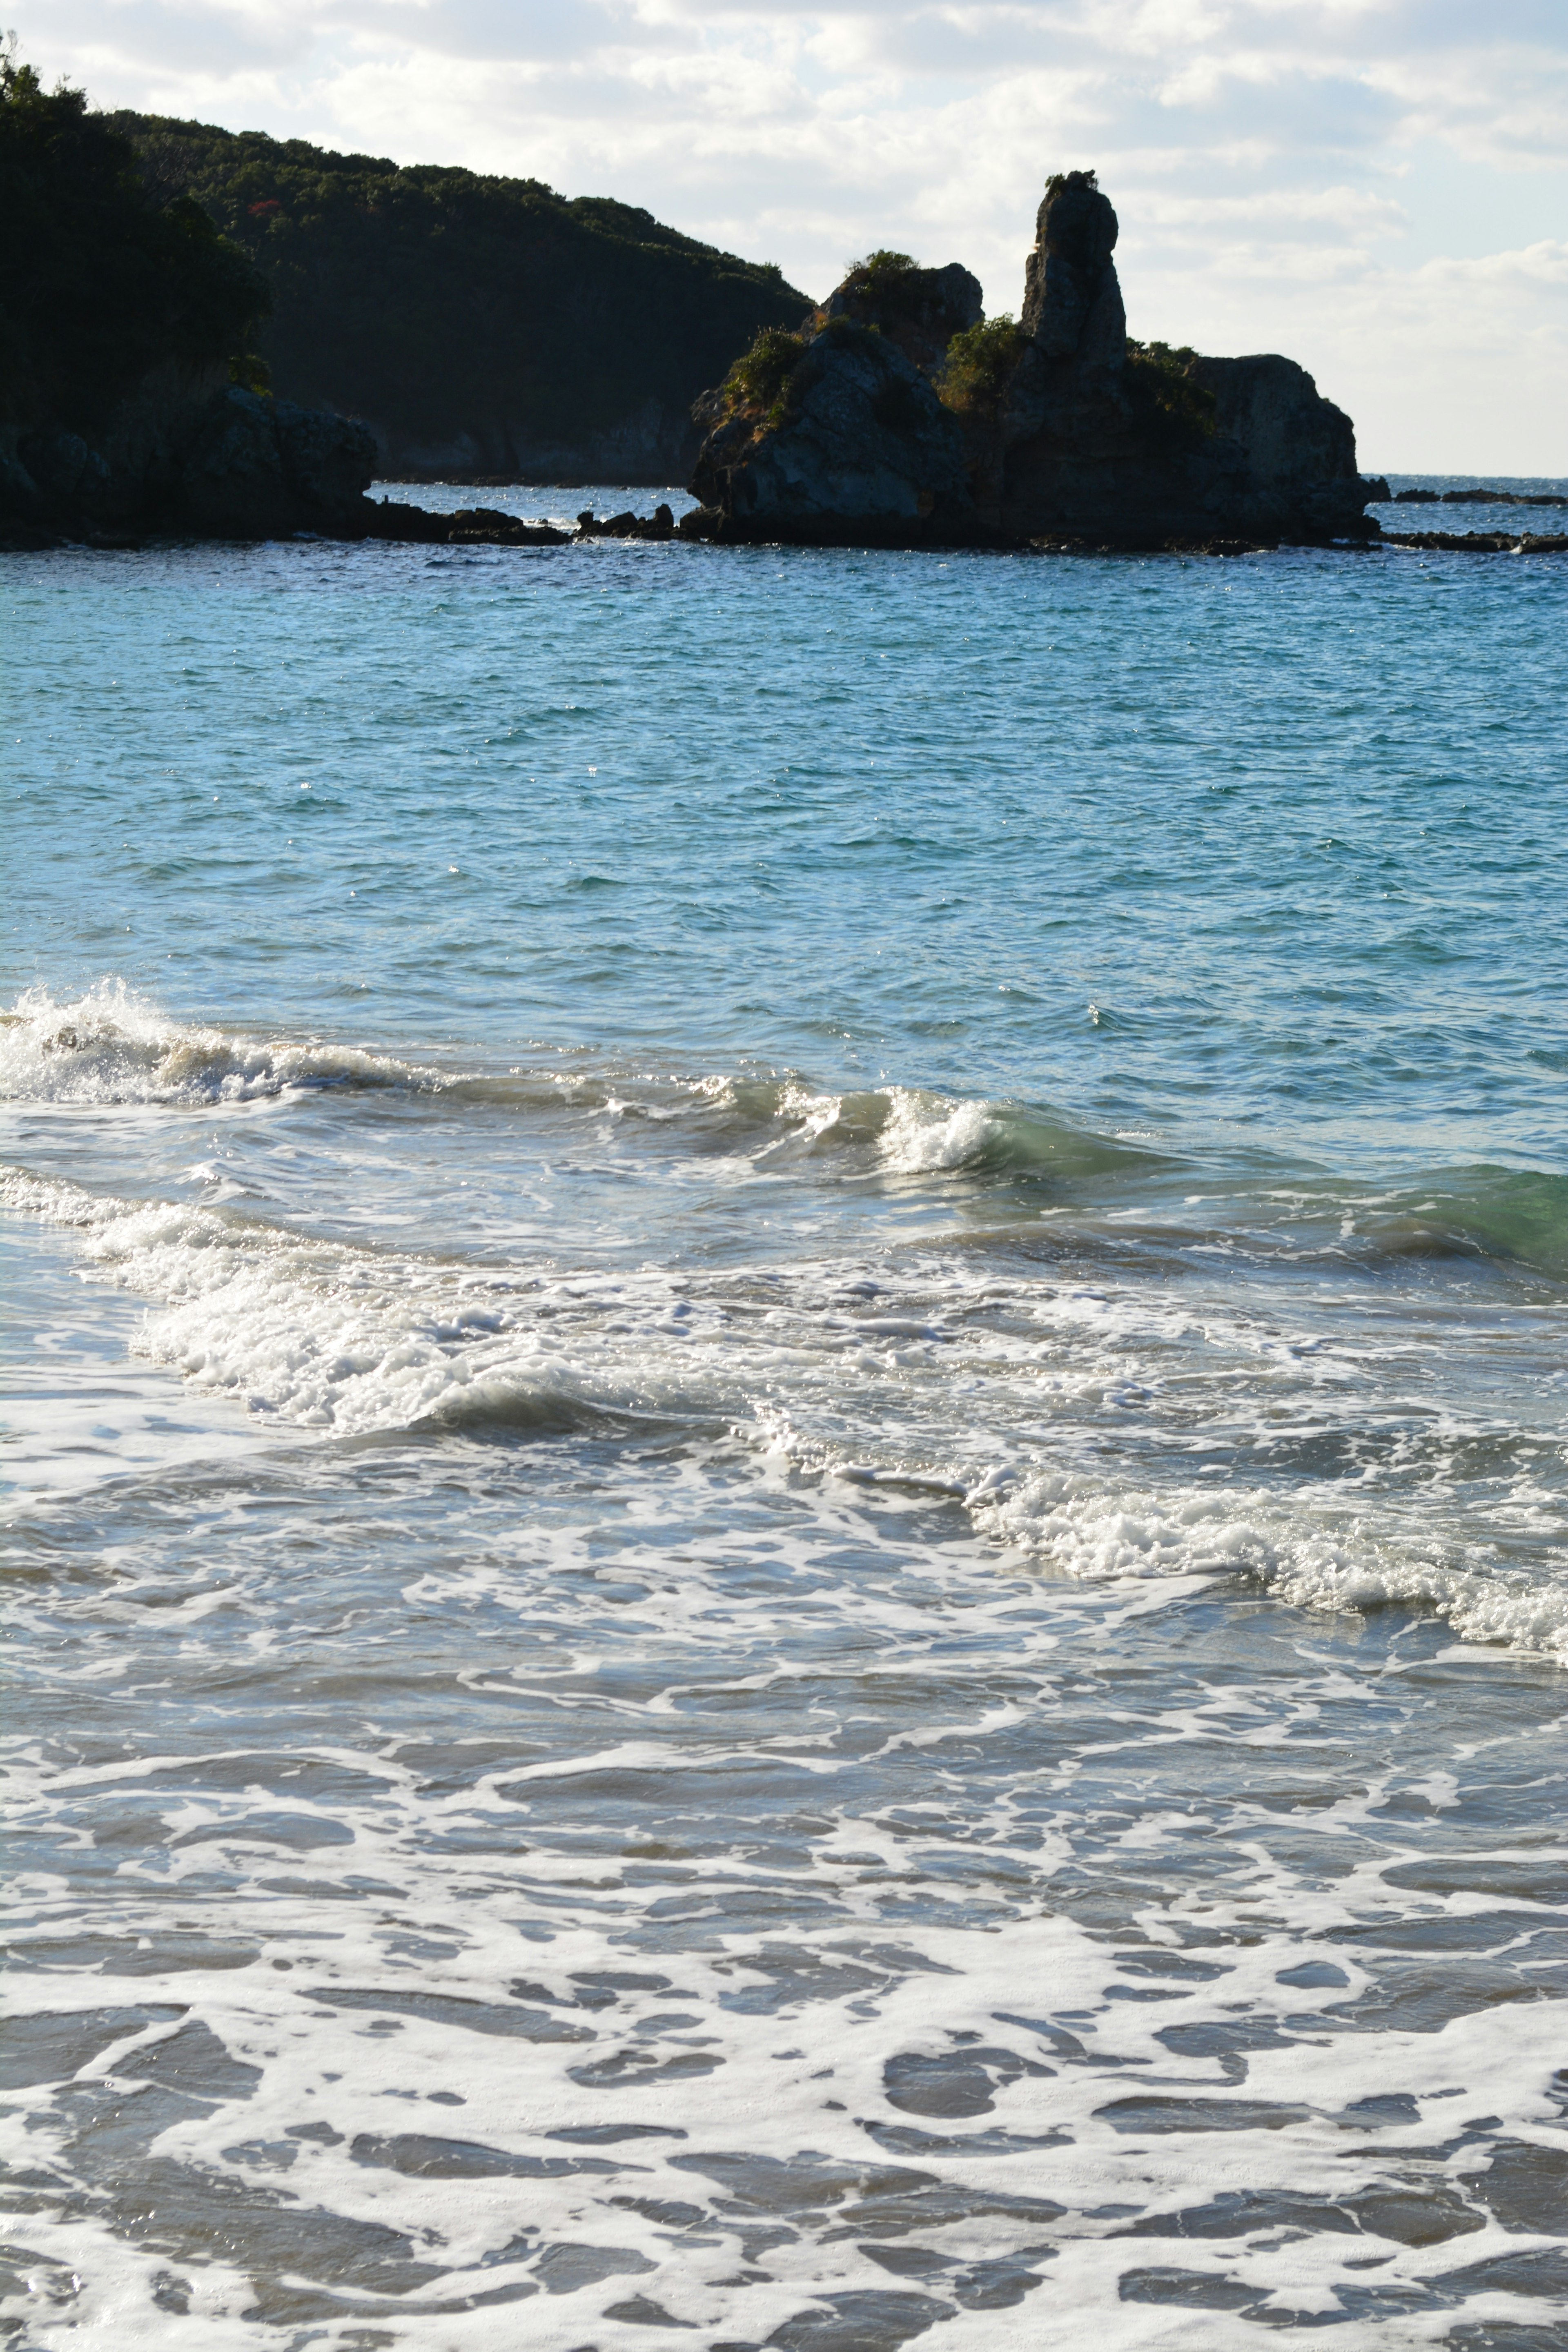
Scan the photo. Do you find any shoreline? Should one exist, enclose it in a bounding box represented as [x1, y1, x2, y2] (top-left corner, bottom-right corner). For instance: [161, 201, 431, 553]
[7, 517, 1566, 556]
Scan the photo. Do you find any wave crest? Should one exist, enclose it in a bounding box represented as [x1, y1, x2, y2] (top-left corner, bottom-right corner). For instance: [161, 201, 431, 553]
[0, 984, 421, 1107]
[969, 1467, 1568, 1664]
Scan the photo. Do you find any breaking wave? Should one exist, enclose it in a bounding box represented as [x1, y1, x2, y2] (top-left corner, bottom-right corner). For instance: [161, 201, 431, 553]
[0, 983, 427, 1106]
[5, 1163, 1565, 1666]
[6, 989, 1562, 1287]
[967, 1468, 1568, 1664]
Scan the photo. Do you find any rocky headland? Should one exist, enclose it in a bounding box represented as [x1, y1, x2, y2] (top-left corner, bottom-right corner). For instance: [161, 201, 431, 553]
[105, 112, 810, 488]
[3, 374, 381, 547]
[0, 45, 795, 548]
[0, 53, 381, 550]
[5, 53, 1558, 564]
[682, 172, 1388, 552]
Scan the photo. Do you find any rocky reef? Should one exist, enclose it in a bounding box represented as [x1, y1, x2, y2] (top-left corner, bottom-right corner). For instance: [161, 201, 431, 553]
[686, 173, 1387, 551]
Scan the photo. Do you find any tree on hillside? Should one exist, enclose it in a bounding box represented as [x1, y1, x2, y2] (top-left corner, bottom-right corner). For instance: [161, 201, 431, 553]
[100, 111, 812, 474]
[0, 38, 266, 429]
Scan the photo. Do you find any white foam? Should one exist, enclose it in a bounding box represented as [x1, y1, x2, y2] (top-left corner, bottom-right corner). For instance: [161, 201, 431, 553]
[973, 1464, 1568, 1664]
[3, 1345, 1566, 2343]
[878, 1087, 1000, 1174]
[6, 1163, 1567, 1666]
[0, 982, 421, 1107]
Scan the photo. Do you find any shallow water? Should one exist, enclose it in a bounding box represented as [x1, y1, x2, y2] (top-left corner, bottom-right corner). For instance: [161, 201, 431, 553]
[2, 498, 1566, 2349]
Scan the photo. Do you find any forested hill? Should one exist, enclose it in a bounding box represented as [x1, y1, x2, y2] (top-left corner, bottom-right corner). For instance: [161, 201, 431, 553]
[109, 113, 814, 482]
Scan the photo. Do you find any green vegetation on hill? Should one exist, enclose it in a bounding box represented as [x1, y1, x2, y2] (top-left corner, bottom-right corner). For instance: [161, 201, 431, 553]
[108, 112, 813, 476]
[0, 55, 265, 430]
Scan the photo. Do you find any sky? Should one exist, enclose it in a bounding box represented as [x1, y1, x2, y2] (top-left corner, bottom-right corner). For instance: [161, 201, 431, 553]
[18, 0, 1568, 472]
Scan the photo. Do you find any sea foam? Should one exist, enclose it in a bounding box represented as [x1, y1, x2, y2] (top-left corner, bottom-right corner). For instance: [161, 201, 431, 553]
[0, 982, 424, 1106]
[6, 1162, 1565, 1665]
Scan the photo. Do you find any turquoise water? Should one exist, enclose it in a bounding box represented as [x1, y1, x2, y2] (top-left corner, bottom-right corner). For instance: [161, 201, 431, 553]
[2, 505, 1566, 2347]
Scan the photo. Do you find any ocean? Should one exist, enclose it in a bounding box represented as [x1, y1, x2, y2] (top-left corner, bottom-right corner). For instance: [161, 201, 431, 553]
[2, 486, 1566, 2349]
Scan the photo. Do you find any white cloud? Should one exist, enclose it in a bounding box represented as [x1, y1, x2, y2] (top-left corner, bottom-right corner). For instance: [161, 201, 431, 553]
[17, 0, 1568, 468]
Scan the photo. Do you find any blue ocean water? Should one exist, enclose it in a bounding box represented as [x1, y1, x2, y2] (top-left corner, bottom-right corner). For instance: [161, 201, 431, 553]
[2, 503, 1566, 2348]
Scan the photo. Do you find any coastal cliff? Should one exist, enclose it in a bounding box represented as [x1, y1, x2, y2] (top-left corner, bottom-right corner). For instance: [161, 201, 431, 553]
[108, 114, 811, 487]
[688, 173, 1384, 550]
[0, 55, 375, 545]
[4, 372, 377, 544]
[2, 39, 814, 538]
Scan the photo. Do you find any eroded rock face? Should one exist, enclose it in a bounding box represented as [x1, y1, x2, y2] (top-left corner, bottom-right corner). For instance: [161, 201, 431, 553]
[1190, 356, 1361, 532]
[1020, 172, 1125, 374]
[688, 170, 1379, 549]
[690, 318, 973, 542]
[174, 392, 377, 535]
[1, 374, 377, 542]
[824, 260, 984, 372]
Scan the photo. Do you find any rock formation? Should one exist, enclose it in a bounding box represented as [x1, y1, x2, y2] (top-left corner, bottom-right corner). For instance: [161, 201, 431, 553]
[822, 256, 984, 370]
[107, 111, 812, 490]
[2, 366, 378, 545]
[689, 314, 974, 542]
[688, 172, 1386, 550]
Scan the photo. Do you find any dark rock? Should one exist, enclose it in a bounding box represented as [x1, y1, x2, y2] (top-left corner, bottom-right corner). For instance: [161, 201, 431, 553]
[0, 519, 67, 552]
[690, 314, 976, 544]
[1434, 486, 1568, 507]
[274, 401, 379, 516]
[443, 505, 569, 544]
[688, 169, 1380, 552]
[574, 504, 677, 540]
[1, 371, 376, 541]
[17, 431, 112, 507]
[1189, 353, 1366, 539]
[1381, 531, 1568, 554]
[358, 500, 567, 547]
[1395, 487, 1441, 503]
[359, 498, 451, 544]
[175, 390, 376, 535]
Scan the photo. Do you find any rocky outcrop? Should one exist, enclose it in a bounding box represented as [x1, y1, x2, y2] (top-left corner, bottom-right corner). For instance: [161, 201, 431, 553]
[1394, 487, 1566, 508]
[1019, 173, 1126, 372]
[1380, 530, 1568, 555]
[690, 316, 973, 543]
[575, 504, 676, 540]
[688, 171, 1386, 551]
[822, 257, 983, 371]
[2, 367, 377, 545]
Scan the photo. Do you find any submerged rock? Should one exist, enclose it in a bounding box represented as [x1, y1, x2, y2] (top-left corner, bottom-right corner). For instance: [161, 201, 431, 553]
[688, 171, 1387, 551]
